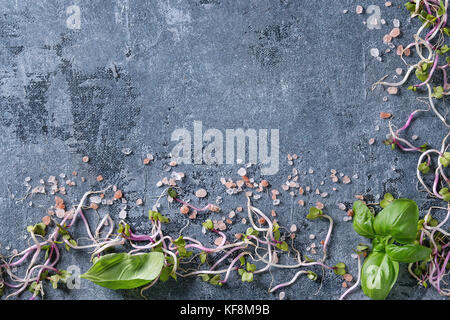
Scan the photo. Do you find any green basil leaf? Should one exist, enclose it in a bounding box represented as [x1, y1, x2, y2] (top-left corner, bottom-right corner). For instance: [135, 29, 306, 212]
[352, 201, 376, 238]
[81, 252, 164, 289]
[373, 199, 419, 244]
[385, 244, 432, 263]
[361, 252, 399, 300]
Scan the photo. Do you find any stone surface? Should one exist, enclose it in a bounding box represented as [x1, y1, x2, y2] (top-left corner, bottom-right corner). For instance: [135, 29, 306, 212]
[0, 1, 447, 300]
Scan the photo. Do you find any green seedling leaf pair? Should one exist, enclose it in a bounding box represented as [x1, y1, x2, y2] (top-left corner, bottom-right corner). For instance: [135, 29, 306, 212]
[49, 270, 72, 289]
[202, 219, 214, 231]
[159, 265, 177, 282]
[352, 199, 432, 299]
[276, 241, 289, 252]
[306, 207, 323, 220]
[199, 252, 207, 265]
[439, 188, 450, 202]
[272, 222, 280, 241]
[415, 62, 432, 82]
[199, 273, 222, 286]
[333, 262, 347, 276]
[439, 152, 450, 167]
[307, 271, 318, 281]
[436, 45, 450, 55]
[54, 222, 77, 252]
[28, 282, 42, 297]
[172, 236, 193, 259]
[418, 162, 430, 174]
[27, 222, 47, 237]
[167, 188, 177, 199]
[148, 210, 170, 223]
[246, 227, 259, 237]
[117, 222, 131, 237]
[425, 214, 439, 227]
[81, 252, 165, 289]
[431, 86, 445, 99]
[238, 258, 256, 283]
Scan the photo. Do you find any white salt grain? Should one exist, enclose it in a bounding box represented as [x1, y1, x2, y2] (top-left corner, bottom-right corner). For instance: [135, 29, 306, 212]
[370, 48, 380, 57]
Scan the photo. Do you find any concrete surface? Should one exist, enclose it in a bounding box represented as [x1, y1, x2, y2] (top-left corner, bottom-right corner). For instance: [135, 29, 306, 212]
[0, 0, 448, 300]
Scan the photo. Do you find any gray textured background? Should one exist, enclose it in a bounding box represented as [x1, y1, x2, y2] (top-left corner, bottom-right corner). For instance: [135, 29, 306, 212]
[0, 0, 448, 300]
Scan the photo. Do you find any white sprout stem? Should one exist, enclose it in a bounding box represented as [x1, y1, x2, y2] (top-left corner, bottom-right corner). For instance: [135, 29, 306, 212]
[339, 254, 361, 300]
[268, 270, 309, 293]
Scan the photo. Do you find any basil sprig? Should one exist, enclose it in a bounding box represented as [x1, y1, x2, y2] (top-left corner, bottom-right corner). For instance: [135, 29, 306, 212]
[352, 198, 432, 300]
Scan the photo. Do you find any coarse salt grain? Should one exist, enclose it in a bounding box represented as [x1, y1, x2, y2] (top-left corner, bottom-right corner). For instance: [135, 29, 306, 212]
[195, 188, 207, 198]
[383, 34, 392, 44]
[370, 48, 379, 57]
[387, 87, 398, 95]
[390, 28, 400, 38]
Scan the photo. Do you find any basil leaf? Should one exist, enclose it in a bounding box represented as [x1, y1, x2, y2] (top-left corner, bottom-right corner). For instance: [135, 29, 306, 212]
[373, 199, 419, 244]
[361, 252, 399, 300]
[81, 252, 164, 289]
[385, 244, 431, 263]
[352, 201, 376, 238]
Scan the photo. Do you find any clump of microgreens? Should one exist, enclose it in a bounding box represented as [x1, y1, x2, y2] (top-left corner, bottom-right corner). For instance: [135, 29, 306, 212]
[0, 184, 346, 300]
[368, 0, 450, 298]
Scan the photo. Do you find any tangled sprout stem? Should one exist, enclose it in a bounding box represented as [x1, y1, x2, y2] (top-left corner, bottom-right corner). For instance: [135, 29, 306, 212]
[0, 184, 340, 300]
[372, 0, 450, 296]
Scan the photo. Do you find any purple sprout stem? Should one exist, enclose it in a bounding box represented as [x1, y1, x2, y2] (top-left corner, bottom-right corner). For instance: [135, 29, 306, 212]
[219, 252, 247, 284]
[210, 246, 245, 271]
[269, 270, 309, 293]
[396, 111, 418, 134]
[432, 169, 444, 199]
[415, 54, 439, 88]
[127, 230, 155, 243]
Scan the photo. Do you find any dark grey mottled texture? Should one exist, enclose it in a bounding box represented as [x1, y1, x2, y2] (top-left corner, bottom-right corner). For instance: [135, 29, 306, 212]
[0, 0, 448, 300]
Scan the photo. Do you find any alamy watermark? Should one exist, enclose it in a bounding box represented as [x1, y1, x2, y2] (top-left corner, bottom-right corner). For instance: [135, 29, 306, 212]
[170, 121, 280, 175]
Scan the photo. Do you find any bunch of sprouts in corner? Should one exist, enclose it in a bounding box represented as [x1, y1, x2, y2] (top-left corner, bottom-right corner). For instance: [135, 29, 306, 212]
[372, 0, 449, 296]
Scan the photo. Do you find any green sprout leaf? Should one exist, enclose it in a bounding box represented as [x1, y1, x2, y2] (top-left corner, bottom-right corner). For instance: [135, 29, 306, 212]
[209, 274, 222, 286]
[432, 86, 444, 99]
[241, 271, 254, 283]
[49, 270, 72, 289]
[202, 219, 214, 231]
[306, 207, 323, 220]
[334, 262, 347, 276]
[167, 188, 177, 199]
[148, 210, 169, 223]
[27, 222, 47, 237]
[419, 143, 428, 152]
[276, 241, 289, 252]
[415, 63, 431, 82]
[199, 252, 207, 265]
[418, 162, 430, 174]
[246, 262, 256, 273]
[307, 271, 318, 281]
[200, 274, 210, 282]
